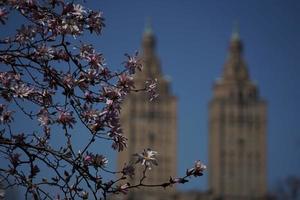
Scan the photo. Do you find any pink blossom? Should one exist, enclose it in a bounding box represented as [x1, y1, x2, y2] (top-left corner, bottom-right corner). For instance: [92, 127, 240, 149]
[79, 44, 94, 58]
[63, 73, 75, 90]
[57, 109, 76, 128]
[0, 110, 14, 124]
[87, 11, 105, 35]
[122, 164, 135, 177]
[124, 52, 142, 74]
[111, 133, 127, 152]
[34, 44, 54, 60]
[117, 183, 130, 195]
[11, 84, 35, 98]
[86, 53, 104, 69]
[134, 149, 158, 170]
[81, 109, 100, 122]
[38, 109, 50, 126]
[15, 25, 36, 44]
[118, 73, 135, 92]
[186, 160, 206, 177]
[0, 8, 9, 25]
[61, 18, 83, 36]
[145, 79, 159, 101]
[71, 4, 86, 18]
[84, 155, 92, 165]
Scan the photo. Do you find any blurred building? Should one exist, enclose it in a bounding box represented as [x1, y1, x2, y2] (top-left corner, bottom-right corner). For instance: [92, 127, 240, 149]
[116, 25, 268, 200]
[208, 26, 268, 200]
[116, 23, 178, 200]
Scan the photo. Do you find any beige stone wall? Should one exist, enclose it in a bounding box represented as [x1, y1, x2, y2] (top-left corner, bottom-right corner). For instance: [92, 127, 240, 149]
[208, 34, 267, 199]
[115, 28, 268, 200]
[116, 29, 178, 200]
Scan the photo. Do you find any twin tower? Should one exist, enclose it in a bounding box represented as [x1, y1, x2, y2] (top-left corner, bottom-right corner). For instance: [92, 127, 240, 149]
[117, 24, 267, 200]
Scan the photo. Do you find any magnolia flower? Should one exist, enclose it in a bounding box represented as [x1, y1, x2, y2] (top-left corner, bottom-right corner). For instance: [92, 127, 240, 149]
[186, 160, 206, 177]
[63, 73, 75, 90]
[79, 44, 94, 58]
[117, 183, 130, 195]
[61, 18, 83, 36]
[134, 149, 158, 170]
[11, 84, 35, 98]
[87, 11, 105, 35]
[145, 79, 159, 101]
[57, 109, 76, 128]
[118, 73, 135, 92]
[111, 133, 127, 152]
[34, 44, 54, 60]
[122, 164, 135, 177]
[15, 25, 36, 44]
[37, 109, 50, 126]
[83, 155, 92, 165]
[0, 72, 16, 87]
[86, 53, 103, 69]
[0, 8, 8, 25]
[72, 4, 86, 17]
[0, 110, 13, 124]
[81, 109, 98, 122]
[93, 154, 108, 168]
[124, 52, 142, 74]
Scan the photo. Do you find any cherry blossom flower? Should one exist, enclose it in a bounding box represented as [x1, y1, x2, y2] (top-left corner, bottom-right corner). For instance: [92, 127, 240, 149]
[134, 149, 158, 170]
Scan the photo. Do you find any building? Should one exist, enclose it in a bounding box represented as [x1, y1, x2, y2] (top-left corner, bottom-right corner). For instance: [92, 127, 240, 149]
[208, 27, 268, 199]
[117, 24, 178, 200]
[116, 24, 268, 200]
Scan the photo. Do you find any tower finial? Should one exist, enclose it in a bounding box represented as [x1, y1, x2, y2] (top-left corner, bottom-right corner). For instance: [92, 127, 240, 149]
[231, 20, 240, 41]
[144, 17, 153, 35]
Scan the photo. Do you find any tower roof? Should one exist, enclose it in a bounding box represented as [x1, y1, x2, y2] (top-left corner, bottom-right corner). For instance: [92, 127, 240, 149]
[142, 18, 156, 53]
[144, 17, 153, 36]
[231, 21, 240, 41]
[222, 24, 249, 82]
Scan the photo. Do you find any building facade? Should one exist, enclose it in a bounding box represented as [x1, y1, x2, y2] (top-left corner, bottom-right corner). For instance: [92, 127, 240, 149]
[116, 25, 268, 200]
[117, 25, 178, 200]
[208, 29, 267, 200]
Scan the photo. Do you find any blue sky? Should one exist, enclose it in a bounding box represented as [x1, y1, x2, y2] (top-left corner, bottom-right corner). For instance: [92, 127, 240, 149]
[84, 0, 300, 191]
[1, 0, 299, 196]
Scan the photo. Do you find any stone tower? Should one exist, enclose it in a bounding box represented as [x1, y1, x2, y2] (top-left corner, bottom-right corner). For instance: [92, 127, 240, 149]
[117, 24, 177, 200]
[208, 27, 267, 200]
